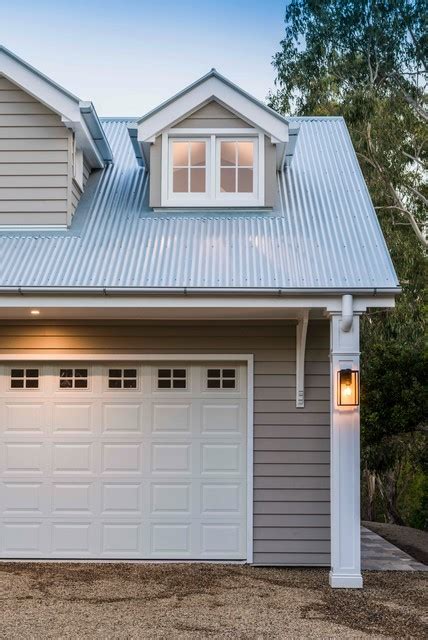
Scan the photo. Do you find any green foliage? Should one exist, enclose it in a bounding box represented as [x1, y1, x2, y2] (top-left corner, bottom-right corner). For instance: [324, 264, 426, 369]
[270, 0, 427, 527]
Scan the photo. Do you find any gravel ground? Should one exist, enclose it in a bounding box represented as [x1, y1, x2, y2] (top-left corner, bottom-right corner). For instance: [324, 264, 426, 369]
[363, 521, 428, 565]
[0, 563, 427, 639]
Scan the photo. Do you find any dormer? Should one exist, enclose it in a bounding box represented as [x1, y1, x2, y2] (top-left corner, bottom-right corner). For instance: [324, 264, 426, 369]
[129, 70, 290, 210]
[0, 47, 112, 228]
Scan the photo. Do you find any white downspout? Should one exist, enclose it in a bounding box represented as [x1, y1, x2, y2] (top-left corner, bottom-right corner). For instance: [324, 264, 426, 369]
[341, 294, 353, 332]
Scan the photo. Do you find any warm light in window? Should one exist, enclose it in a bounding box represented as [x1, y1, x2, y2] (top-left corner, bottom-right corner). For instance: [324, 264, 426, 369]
[30, 309, 40, 316]
[337, 369, 359, 406]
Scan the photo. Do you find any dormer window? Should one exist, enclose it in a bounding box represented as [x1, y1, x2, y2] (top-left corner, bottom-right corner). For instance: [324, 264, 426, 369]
[165, 133, 263, 207]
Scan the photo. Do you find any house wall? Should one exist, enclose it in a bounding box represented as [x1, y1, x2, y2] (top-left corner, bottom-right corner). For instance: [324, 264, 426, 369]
[0, 75, 88, 226]
[0, 319, 330, 565]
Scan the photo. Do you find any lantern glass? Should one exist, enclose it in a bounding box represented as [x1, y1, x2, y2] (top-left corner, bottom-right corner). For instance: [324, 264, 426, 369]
[337, 369, 359, 406]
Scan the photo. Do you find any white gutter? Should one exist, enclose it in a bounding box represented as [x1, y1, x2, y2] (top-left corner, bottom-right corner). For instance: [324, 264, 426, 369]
[0, 287, 400, 296]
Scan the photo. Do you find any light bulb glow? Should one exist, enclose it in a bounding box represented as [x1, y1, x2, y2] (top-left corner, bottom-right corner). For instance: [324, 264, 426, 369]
[30, 310, 40, 315]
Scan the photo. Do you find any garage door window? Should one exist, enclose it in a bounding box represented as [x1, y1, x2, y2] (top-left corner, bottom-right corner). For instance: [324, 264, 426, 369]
[108, 368, 138, 389]
[207, 368, 236, 389]
[59, 368, 88, 389]
[157, 368, 187, 389]
[10, 368, 39, 389]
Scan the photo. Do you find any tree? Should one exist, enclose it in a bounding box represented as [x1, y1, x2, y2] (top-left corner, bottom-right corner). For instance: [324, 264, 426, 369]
[269, 0, 427, 247]
[269, 0, 427, 526]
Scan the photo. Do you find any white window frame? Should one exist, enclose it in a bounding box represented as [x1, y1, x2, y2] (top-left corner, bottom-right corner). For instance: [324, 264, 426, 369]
[161, 130, 264, 208]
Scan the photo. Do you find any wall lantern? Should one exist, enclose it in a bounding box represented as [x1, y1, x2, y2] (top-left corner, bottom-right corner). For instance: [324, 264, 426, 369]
[338, 368, 359, 406]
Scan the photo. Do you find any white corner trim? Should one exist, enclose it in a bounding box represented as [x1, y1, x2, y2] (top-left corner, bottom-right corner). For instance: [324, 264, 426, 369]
[295, 310, 309, 407]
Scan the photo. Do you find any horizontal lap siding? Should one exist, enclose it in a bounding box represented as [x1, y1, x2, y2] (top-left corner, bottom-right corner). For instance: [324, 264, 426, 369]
[0, 319, 330, 565]
[0, 76, 70, 226]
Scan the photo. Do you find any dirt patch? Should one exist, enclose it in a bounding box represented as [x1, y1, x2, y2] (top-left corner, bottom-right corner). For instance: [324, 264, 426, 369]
[363, 521, 428, 565]
[0, 563, 427, 639]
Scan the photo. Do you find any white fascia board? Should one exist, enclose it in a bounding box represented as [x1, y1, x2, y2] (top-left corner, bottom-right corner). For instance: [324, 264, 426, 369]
[137, 76, 289, 144]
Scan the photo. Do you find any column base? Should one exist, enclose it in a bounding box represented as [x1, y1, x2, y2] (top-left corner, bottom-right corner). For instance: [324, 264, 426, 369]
[329, 571, 363, 589]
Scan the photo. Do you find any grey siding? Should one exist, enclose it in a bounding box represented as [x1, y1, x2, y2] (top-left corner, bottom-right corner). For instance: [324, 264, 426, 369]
[175, 100, 250, 128]
[0, 76, 88, 226]
[0, 319, 330, 566]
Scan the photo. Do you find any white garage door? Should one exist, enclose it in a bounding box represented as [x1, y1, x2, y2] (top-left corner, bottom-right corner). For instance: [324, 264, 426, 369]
[0, 362, 247, 559]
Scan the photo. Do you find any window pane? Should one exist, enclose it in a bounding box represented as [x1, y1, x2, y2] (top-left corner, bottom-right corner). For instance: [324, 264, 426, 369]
[223, 369, 236, 378]
[222, 379, 236, 389]
[60, 379, 72, 388]
[220, 141, 236, 166]
[173, 379, 186, 389]
[124, 369, 137, 378]
[124, 379, 137, 389]
[221, 168, 236, 193]
[26, 379, 39, 389]
[238, 142, 254, 166]
[26, 369, 39, 378]
[11, 380, 24, 388]
[190, 168, 206, 193]
[207, 369, 220, 377]
[75, 379, 88, 388]
[172, 142, 188, 166]
[158, 379, 171, 389]
[109, 379, 122, 388]
[75, 369, 88, 378]
[173, 369, 186, 378]
[60, 369, 72, 378]
[173, 168, 188, 193]
[238, 168, 253, 193]
[190, 142, 205, 167]
[109, 369, 122, 378]
[158, 369, 171, 378]
[207, 379, 221, 388]
[11, 369, 24, 378]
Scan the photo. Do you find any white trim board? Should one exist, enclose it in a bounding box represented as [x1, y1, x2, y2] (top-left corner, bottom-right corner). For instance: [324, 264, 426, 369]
[0, 352, 255, 565]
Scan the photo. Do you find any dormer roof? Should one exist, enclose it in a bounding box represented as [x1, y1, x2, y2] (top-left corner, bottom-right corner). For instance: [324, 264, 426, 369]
[136, 69, 289, 143]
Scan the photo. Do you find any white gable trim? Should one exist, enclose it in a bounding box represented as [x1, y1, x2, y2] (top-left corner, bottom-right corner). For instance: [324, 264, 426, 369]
[137, 74, 289, 144]
[0, 47, 110, 168]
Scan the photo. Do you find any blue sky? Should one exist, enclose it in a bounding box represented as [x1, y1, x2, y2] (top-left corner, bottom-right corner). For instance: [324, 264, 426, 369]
[2, 0, 287, 116]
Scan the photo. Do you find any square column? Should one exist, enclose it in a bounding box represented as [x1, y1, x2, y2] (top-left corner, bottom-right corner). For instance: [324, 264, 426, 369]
[329, 313, 363, 588]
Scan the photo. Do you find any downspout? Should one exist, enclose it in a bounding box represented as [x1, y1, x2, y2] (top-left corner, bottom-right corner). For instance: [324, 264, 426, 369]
[341, 294, 353, 332]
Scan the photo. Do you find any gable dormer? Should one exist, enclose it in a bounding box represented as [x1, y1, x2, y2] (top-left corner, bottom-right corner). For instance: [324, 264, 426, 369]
[0, 46, 112, 228]
[129, 70, 290, 210]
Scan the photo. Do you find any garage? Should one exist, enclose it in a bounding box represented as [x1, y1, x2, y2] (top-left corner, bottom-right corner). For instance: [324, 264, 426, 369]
[0, 360, 248, 560]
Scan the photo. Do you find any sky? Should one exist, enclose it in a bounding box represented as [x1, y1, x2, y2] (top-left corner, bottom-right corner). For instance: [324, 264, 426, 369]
[2, 0, 287, 117]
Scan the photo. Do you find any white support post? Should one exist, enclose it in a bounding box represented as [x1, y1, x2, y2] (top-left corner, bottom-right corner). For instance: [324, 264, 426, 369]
[329, 313, 363, 588]
[296, 311, 309, 408]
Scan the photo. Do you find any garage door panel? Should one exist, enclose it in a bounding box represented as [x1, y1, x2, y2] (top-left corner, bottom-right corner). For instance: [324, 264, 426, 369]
[0, 362, 247, 559]
[52, 403, 94, 434]
[101, 482, 142, 515]
[3, 403, 46, 434]
[52, 442, 94, 475]
[102, 403, 143, 434]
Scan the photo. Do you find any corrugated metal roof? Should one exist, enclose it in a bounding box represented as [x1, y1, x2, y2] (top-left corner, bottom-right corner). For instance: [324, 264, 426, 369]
[0, 117, 399, 290]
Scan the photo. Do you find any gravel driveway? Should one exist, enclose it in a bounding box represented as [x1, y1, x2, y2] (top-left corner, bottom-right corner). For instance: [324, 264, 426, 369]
[0, 563, 426, 639]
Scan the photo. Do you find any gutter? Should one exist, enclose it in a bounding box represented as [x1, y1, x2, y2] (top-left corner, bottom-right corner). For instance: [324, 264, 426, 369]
[0, 287, 401, 297]
[79, 102, 113, 163]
